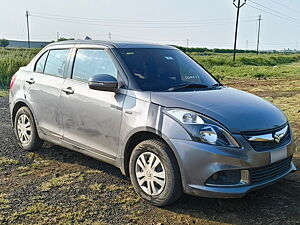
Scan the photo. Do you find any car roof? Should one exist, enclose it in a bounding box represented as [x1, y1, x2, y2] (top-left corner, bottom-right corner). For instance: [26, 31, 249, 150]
[48, 40, 178, 49]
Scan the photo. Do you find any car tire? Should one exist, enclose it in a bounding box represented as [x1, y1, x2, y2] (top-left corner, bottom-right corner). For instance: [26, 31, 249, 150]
[14, 106, 43, 151]
[129, 139, 182, 206]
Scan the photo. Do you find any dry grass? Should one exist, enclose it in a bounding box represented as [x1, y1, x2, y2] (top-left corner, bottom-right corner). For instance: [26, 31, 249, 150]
[105, 184, 125, 192]
[0, 157, 19, 166]
[40, 172, 84, 192]
[89, 183, 102, 191]
[0, 90, 8, 97]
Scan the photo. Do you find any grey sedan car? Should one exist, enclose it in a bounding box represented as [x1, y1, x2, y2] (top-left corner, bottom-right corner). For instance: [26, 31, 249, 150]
[9, 40, 296, 206]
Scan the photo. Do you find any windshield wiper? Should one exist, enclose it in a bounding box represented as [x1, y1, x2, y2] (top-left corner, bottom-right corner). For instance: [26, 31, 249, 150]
[210, 83, 223, 88]
[167, 83, 209, 92]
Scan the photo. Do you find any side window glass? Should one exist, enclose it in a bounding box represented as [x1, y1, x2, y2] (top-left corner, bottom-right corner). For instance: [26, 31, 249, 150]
[72, 49, 118, 82]
[44, 49, 69, 77]
[34, 51, 48, 73]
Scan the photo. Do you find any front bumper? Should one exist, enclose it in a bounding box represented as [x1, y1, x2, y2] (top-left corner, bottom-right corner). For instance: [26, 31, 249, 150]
[187, 161, 296, 198]
[169, 134, 296, 198]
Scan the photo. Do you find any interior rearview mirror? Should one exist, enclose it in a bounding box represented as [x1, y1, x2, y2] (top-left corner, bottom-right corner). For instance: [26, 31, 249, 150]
[88, 74, 118, 92]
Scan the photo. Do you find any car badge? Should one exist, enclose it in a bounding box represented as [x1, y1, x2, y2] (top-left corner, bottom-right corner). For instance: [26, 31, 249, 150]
[273, 126, 288, 143]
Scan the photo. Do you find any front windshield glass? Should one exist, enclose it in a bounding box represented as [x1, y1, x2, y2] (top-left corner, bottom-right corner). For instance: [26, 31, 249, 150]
[118, 48, 219, 91]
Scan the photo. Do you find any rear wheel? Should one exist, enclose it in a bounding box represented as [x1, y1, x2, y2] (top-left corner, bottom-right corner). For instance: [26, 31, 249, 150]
[14, 106, 43, 151]
[129, 139, 182, 206]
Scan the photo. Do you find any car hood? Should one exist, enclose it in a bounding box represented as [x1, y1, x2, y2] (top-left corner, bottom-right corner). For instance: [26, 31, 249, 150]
[150, 87, 287, 133]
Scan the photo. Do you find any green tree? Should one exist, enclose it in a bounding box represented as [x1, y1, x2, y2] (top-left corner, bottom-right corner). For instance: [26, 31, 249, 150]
[0, 39, 9, 47]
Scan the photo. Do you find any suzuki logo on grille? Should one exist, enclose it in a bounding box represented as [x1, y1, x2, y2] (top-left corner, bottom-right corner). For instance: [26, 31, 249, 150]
[273, 126, 288, 143]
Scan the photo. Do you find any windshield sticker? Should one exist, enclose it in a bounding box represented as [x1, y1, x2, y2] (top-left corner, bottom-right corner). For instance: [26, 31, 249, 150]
[164, 56, 174, 60]
[185, 75, 200, 80]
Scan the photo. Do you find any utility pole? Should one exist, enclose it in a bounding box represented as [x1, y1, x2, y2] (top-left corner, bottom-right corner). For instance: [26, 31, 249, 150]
[26, 10, 30, 48]
[57, 32, 59, 41]
[246, 40, 248, 50]
[256, 15, 262, 55]
[233, 0, 247, 61]
[186, 38, 189, 48]
[108, 32, 112, 40]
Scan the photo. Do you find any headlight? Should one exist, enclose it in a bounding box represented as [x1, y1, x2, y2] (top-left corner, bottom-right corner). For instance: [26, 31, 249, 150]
[164, 108, 240, 148]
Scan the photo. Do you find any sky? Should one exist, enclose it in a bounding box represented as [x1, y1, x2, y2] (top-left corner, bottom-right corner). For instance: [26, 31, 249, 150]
[1, 0, 300, 50]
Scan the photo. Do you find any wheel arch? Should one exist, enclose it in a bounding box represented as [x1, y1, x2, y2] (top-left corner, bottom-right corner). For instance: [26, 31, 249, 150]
[120, 127, 186, 189]
[12, 101, 28, 126]
[11, 100, 38, 127]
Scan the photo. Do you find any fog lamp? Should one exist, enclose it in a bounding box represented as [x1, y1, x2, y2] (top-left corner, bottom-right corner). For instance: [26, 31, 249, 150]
[206, 169, 250, 186]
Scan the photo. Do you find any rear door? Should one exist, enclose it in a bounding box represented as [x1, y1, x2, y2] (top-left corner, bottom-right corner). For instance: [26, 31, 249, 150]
[61, 46, 127, 160]
[25, 46, 71, 138]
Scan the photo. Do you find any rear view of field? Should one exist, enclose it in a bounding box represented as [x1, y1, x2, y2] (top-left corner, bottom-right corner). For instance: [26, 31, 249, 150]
[0, 48, 299, 224]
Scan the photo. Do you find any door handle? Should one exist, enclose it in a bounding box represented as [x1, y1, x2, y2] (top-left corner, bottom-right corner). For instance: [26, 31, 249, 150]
[26, 78, 35, 85]
[62, 87, 74, 95]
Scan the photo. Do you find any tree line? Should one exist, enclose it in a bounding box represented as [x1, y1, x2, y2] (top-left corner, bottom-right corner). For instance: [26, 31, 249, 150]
[0, 39, 9, 47]
[175, 46, 259, 54]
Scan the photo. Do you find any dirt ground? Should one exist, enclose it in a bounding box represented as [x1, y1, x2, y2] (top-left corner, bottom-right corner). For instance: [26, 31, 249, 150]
[0, 79, 299, 225]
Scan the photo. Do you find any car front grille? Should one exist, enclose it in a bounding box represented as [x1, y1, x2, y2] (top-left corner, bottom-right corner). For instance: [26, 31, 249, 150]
[243, 125, 291, 152]
[251, 156, 292, 184]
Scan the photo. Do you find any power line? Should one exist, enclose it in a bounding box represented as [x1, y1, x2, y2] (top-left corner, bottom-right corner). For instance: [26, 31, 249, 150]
[248, 4, 300, 26]
[29, 12, 257, 26]
[30, 11, 257, 24]
[31, 16, 257, 29]
[248, 0, 300, 24]
[249, 0, 300, 22]
[30, 14, 256, 28]
[267, 0, 300, 14]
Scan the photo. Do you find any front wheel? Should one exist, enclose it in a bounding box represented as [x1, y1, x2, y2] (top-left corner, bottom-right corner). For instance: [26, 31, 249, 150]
[129, 139, 182, 206]
[14, 106, 43, 151]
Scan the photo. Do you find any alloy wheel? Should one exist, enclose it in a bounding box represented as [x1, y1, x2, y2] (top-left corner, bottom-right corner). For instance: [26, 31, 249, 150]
[17, 114, 32, 144]
[135, 152, 166, 196]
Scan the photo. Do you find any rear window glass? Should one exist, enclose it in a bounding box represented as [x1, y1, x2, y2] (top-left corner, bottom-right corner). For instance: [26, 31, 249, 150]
[34, 51, 48, 73]
[44, 49, 69, 77]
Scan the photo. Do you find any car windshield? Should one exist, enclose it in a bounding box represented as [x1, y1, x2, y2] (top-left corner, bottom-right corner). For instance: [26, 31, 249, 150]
[118, 48, 219, 91]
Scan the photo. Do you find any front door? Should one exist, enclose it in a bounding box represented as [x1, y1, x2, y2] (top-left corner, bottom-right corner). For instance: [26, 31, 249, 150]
[61, 48, 126, 159]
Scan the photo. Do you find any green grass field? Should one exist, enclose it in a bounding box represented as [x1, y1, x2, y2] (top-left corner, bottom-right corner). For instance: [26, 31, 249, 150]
[0, 48, 39, 88]
[190, 52, 300, 80]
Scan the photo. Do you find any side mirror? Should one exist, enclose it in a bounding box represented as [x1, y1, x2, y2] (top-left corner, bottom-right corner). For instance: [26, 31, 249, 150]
[88, 74, 118, 92]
